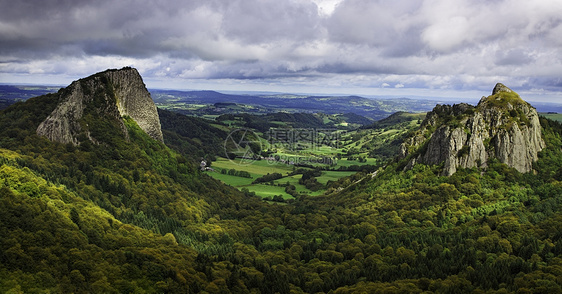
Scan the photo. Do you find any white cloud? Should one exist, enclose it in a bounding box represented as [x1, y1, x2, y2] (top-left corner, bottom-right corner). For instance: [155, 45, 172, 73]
[0, 0, 561, 102]
[311, 0, 344, 16]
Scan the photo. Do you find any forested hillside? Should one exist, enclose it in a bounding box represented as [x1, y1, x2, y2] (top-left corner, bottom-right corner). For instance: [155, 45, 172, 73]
[158, 108, 228, 160]
[0, 83, 261, 293]
[1, 77, 562, 293]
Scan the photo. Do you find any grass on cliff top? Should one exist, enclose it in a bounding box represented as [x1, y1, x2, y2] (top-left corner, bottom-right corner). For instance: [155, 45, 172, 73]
[477, 90, 534, 128]
[482, 90, 528, 108]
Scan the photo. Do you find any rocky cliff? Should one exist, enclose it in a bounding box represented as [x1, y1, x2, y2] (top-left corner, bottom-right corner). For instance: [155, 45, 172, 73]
[400, 83, 544, 176]
[37, 67, 163, 145]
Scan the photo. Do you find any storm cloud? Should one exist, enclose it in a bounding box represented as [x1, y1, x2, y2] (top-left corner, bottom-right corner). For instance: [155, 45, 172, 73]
[1, 0, 561, 101]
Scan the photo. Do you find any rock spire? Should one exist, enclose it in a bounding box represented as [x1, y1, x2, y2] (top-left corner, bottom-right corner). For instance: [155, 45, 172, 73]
[400, 83, 544, 175]
[37, 67, 163, 145]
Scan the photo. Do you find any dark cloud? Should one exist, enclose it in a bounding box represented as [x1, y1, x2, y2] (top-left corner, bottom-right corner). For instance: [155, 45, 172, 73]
[495, 49, 535, 66]
[221, 0, 321, 43]
[1, 0, 561, 101]
[526, 77, 562, 90]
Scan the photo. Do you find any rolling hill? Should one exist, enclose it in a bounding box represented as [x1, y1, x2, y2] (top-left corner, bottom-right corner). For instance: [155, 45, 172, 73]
[1, 69, 561, 293]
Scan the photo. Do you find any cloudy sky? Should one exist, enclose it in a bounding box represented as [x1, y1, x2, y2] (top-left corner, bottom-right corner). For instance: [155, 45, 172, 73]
[1, 0, 561, 102]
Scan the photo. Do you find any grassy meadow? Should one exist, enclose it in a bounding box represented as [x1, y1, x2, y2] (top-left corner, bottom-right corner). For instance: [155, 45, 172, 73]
[202, 111, 423, 200]
[207, 156, 365, 199]
[541, 113, 562, 122]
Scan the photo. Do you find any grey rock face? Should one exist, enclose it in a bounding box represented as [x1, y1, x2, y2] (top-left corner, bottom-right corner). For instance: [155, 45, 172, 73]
[36, 81, 89, 145]
[492, 83, 513, 95]
[401, 83, 545, 176]
[104, 68, 164, 142]
[37, 67, 163, 145]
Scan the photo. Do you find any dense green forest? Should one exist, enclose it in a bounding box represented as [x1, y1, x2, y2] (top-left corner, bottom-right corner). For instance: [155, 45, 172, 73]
[158, 108, 228, 160]
[1, 91, 562, 293]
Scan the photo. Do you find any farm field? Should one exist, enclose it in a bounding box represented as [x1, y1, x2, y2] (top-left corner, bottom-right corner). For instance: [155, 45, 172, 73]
[203, 113, 424, 199]
[207, 156, 365, 199]
[540, 113, 562, 122]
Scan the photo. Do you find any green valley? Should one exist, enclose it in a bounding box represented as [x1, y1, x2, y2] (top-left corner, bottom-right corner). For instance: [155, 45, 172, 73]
[1, 69, 562, 293]
[177, 111, 425, 200]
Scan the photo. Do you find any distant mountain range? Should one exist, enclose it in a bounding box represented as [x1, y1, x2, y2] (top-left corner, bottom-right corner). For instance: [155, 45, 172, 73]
[0, 85, 61, 109]
[3, 68, 562, 293]
[150, 89, 442, 120]
[3, 85, 562, 119]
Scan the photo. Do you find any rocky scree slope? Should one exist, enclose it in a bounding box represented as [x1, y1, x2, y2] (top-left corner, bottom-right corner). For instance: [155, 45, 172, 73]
[400, 83, 545, 176]
[36, 67, 163, 145]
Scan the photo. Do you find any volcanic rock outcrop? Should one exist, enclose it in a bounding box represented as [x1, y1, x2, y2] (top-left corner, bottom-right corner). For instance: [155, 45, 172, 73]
[37, 67, 163, 145]
[400, 83, 544, 175]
